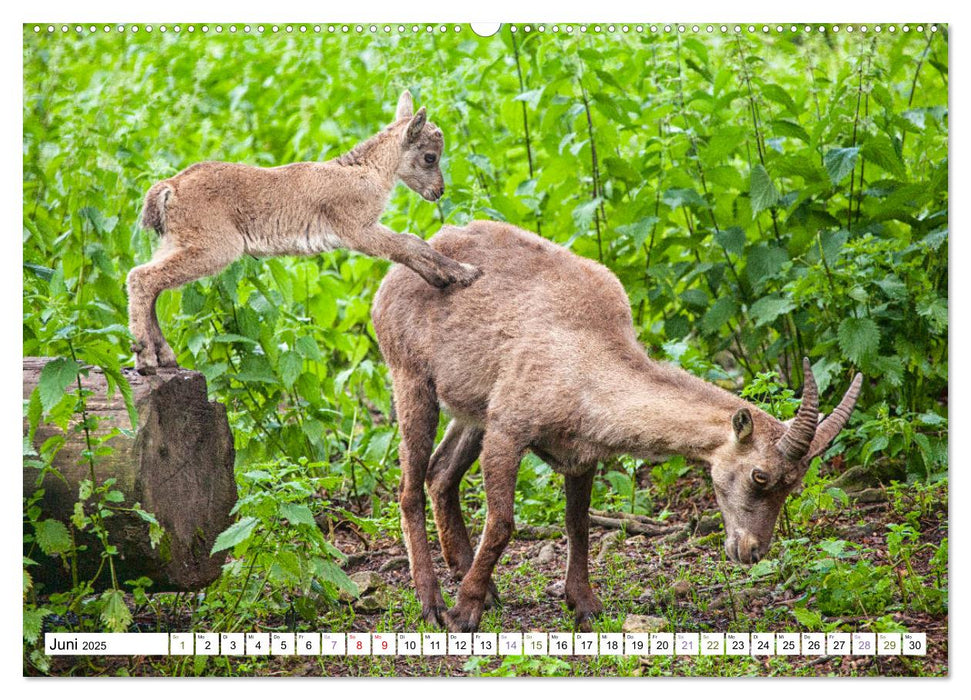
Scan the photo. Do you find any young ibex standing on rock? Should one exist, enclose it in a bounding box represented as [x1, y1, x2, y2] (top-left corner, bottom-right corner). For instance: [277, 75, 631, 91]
[127, 91, 479, 374]
[372, 221, 863, 633]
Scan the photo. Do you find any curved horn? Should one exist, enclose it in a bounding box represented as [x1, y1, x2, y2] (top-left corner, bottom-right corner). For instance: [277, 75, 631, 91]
[777, 358, 819, 461]
[804, 371, 864, 462]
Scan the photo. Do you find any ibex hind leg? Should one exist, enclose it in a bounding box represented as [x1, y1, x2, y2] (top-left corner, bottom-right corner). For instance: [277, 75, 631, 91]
[394, 374, 449, 628]
[127, 238, 239, 374]
[426, 421, 500, 609]
[444, 429, 524, 632]
[564, 469, 603, 631]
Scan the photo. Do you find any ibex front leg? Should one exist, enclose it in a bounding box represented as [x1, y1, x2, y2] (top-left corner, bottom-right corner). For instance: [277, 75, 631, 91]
[394, 374, 448, 627]
[351, 224, 481, 288]
[564, 468, 603, 631]
[444, 429, 524, 632]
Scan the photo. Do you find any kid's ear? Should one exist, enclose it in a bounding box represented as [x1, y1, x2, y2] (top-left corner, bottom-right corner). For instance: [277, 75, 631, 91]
[395, 90, 414, 121]
[405, 106, 427, 143]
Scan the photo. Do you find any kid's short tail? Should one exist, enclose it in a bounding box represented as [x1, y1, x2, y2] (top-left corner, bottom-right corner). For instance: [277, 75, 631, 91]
[140, 182, 173, 235]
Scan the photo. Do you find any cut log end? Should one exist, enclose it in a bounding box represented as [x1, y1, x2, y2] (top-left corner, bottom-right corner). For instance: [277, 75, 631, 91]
[24, 358, 237, 592]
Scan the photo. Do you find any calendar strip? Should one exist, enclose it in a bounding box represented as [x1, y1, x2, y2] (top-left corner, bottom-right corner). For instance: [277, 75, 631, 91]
[44, 632, 927, 657]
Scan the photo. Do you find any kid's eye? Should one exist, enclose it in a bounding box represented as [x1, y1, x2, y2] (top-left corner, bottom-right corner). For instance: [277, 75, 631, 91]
[424, 153, 437, 164]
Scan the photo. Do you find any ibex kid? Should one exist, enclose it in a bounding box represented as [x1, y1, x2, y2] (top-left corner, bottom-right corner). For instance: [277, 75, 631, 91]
[127, 91, 479, 374]
[372, 221, 862, 633]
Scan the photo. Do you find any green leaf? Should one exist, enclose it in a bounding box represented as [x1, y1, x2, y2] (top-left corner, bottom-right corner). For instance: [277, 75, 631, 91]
[211, 516, 259, 554]
[99, 589, 133, 633]
[769, 118, 810, 143]
[761, 83, 797, 115]
[792, 606, 823, 630]
[748, 295, 795, 327]
[662, 188, 706, 209]
[513, 87, 544, 109]
[861, 135, 906, 179]
[917, 296, 947, 333]
[37, 358, 80, 414]
[615, 218, 658, 249]
[23, 607, 52, 643]
[824, 147, 860, 185]
[701, 296, 737, 333]
[870, 354, 904, 387]
[838, 317, 880, 364]
[279, 503, 316, 527]
[572, 199, 600, 233]
[316, 559, 359, 597]
[34, 519, 72, 556]
[750, 164, 780, 215]
[212, 333, 258, 346]
[279, 350, 303, 388]
[295, 336, 323, 362]
[24, 262, 55, 281]
[714, 227, 746, 257]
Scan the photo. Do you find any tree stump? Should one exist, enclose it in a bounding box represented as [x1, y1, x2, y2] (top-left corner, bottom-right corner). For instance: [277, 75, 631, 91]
[23, 357, 237, 592]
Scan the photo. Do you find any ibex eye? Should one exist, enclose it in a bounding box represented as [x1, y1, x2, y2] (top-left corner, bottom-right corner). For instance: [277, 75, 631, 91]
[424, 154, 437, 164]
[751, 468, 769, 486]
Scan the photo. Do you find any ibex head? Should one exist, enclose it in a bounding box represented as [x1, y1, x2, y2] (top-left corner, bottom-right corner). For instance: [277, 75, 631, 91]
[393, 90, 445, 202]
[708, 359, 863, 565]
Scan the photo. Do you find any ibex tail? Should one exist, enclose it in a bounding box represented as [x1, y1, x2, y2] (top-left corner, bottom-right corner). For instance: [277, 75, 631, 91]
[140, 182, 173, 235]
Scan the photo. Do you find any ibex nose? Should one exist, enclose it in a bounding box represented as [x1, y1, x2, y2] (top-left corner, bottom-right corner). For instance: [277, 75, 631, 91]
[726, 531, 763, 566]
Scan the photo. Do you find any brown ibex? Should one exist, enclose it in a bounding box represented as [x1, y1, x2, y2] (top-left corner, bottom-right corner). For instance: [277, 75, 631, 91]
[372, 220, 863, 632]
[127, 91, 479, 374]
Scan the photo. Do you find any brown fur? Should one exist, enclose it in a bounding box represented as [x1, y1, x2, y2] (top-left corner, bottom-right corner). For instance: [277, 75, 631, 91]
[371, 220, 862, 632]
[126, 91, 480, 374]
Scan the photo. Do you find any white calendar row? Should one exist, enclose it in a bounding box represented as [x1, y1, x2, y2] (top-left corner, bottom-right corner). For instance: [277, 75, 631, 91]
[46, 631, 927, 657]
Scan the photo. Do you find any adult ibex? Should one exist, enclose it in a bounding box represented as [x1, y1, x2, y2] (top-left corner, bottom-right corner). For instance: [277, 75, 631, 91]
[372, 220, 862, 633]
[127, 91, 479, 374]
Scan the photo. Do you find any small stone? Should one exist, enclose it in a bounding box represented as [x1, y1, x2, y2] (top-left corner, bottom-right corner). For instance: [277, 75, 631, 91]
[378, 556, 410, 573]
[544, 580, 566, 598]
[662, 528, 689, 545]
[672, 580, 692, 598]
[597, 530, 626, 561]
[339, 570, 385, 602]
[535, 542, 557, 566]
[695, 515, 721, 536]
[623, 614, 668, 634]
[354, 590, 392, 612]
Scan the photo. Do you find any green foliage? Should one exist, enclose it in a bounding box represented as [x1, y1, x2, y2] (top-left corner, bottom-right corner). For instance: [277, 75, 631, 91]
[22, 25, 947, 673]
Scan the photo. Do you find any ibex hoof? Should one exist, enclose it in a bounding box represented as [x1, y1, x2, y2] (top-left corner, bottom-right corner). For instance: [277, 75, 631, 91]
[420, 598, 448, 629]
[453, 263, 483, 287]
[483, 579, 501, 610]
[444, 606, 482, 633]
[136, 364, 158, 376]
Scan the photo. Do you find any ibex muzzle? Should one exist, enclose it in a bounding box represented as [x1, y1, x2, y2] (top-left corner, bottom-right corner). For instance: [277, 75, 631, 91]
[372, 221, 862, 632]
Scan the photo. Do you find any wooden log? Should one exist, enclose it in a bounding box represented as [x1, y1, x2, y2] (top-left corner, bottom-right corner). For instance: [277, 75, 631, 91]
[23, 357, 237, 592]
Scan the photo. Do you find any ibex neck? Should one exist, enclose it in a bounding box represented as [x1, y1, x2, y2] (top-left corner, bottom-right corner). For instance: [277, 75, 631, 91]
[597, 361, 748, 463]
[333, 126, 401, 188]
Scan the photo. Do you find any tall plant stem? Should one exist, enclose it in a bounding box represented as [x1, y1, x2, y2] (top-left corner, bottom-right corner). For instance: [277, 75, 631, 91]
[578, 75, 605, 262]
[734, 35, 783, 244]
[900, 29, 937, 155]
[510, 29, 541, 235]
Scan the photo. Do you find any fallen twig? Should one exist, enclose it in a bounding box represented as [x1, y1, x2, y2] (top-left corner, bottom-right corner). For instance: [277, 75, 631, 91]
[589, 514, 682, 537]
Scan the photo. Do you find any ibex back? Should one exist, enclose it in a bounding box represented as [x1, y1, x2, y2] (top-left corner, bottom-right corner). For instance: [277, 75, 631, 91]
[127, 91, 479, 374]
[372, 220, 862, 633]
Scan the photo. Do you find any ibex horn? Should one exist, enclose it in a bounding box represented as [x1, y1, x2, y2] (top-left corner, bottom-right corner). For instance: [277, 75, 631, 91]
[804, 371, 864, 462]
[777, 358, 819, 461]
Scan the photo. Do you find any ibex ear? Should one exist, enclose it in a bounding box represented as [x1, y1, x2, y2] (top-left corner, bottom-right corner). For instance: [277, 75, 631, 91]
[732, 408, 754, 443]
[395, 90, 414, 121]
[405, 106, 427, 143]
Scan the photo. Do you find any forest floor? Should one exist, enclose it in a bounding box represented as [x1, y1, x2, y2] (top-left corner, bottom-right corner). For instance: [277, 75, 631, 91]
[38, 467, 946, 679]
